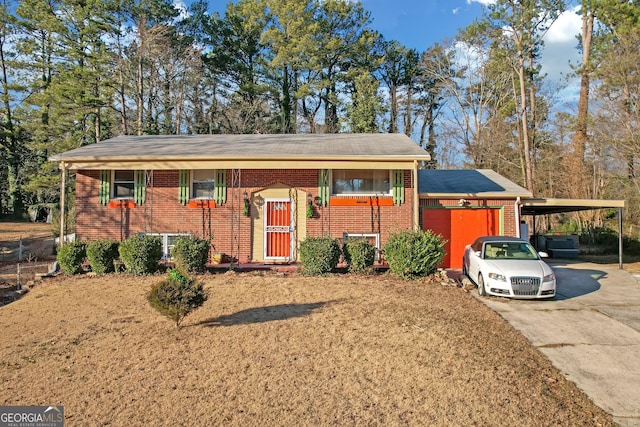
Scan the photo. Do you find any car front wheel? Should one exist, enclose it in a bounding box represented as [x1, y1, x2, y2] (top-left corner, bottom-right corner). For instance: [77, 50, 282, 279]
[478, 274, 487, 296]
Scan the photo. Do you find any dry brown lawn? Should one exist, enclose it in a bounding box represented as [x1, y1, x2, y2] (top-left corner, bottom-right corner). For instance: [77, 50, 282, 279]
[0, 221, 53, 241]
[0, 221, 55, 274]
[0, 272, 613, 426]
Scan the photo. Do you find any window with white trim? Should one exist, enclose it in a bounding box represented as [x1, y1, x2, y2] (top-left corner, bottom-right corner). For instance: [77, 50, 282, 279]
[343, 233, 381, 261]
[112, 170, 135, 199]
[145, 233, 189, 258]
[192, 170, 216, 199]
[332, 170, 391, 195]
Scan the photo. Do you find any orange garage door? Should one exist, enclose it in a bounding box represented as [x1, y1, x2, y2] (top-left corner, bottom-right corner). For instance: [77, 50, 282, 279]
[423, 208, 501, 268]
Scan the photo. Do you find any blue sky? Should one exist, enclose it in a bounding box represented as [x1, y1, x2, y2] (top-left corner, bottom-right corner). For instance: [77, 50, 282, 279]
[359, 0, 488, 50]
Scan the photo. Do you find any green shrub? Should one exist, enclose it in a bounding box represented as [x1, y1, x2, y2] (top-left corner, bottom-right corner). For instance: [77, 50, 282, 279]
[56, 240, 87, 275]
[86, 239, 120, 274]
[171, 236, 210, 273]
[384, 230, 446, 279]
[147, 269, 208, 328]
[343, 238, 376, 273]
[299, 237, 341, 275]
[119, 235, 162, 275]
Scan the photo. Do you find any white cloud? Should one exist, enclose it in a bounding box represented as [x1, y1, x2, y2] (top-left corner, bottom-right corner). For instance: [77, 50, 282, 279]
[452, 8, 460, 15]
[173, 0, 190, 21]
[466, 0, 496, 5]
[545, 6, 582, 43]
[541, 7, 582, 82]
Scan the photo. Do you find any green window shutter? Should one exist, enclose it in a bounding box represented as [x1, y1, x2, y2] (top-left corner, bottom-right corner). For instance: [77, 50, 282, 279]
[134, 170, 146, 204]
[318, 169, 329, 207]
[99, 170, 110, 206]
[215, 169, 227, 204]
[178, 170, 189, 205]
[393, 170, 405, 205]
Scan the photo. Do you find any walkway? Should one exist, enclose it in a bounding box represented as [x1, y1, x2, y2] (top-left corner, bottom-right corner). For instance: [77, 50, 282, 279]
[468, 261, 640, 426]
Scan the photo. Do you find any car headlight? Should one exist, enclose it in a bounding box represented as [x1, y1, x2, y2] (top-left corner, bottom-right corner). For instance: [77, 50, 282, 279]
[543, 273, 555, 282]
[488, 273, 506, 281]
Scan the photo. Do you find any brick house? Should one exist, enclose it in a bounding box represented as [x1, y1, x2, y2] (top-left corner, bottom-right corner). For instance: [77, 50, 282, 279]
[51, 134, 530, 268]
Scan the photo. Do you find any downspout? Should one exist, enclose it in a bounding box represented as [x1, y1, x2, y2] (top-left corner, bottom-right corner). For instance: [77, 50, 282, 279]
[59, 162, 66, 248]
[618, 208, 623, 270]
[413, 161, 419, 230]
[514, 197, 521, 239]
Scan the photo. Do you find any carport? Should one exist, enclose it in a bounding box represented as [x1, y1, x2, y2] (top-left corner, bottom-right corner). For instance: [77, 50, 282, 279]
[520, 198, 626, 268]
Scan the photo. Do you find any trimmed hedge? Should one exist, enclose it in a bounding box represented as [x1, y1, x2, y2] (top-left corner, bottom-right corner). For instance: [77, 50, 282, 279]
[56, 240, 86, 275]
[119, 235, 163, 275]
[343, 238, 376, 273]
[384, 230, 446, 279]
[171, 236, 210, 274]
[86, 239, 120, 274]
[299, 237, 341, 275]
[147, 269, 208, 328]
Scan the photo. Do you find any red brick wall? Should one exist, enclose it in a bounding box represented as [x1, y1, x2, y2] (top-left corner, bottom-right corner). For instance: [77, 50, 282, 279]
[306, 170, 414, 246]
[75, 169, 415, 261]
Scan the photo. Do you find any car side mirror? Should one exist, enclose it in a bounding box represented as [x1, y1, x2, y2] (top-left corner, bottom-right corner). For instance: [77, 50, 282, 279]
[538, 251, 549, 258]
[474, 251, 481, 257]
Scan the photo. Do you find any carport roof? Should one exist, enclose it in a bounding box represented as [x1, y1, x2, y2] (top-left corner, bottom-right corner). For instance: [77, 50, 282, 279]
[521, 198, 625, 215]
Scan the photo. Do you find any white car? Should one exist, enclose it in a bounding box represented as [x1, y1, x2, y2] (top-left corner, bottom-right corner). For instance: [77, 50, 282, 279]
[462, 236, 556, 299]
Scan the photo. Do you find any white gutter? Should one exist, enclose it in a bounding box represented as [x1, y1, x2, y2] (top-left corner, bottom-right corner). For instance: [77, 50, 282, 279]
[413, 161, 419, 230]
[515, 197, 521, 239]
[59, 162, 66, 248]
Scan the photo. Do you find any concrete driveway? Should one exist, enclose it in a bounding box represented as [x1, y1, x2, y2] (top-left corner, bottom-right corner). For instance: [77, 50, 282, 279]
[469, 260, 640, 426]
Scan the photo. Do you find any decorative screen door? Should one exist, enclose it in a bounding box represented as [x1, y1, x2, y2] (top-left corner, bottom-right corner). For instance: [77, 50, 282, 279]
[264, 199, 293, 260]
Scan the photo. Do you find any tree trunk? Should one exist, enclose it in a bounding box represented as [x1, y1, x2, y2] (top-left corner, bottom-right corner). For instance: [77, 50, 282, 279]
[136, 16, 146, 136]
[404, 86, 413, 137]
[389, 85, 397, 133]
[517, 53, 534, 193]
[574, 6, 593, 163]
[567, 4, 594, 198]
[324, 82, 339, 134]
[281, 66, 293, 133]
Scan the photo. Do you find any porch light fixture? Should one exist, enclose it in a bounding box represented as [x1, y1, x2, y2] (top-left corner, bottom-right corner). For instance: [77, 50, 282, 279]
[307, 192, 313, 206]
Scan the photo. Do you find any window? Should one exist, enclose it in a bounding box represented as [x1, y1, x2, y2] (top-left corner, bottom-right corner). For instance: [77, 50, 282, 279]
[343, 233, 381, 261]
[144, 233, 189, 258]
[332, 170, 391, 195]
[113, 170, 135, 199]
[192, 170, 215, 199]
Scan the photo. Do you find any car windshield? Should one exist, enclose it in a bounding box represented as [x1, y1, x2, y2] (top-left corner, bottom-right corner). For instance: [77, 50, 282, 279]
[483, 242, 538, 260]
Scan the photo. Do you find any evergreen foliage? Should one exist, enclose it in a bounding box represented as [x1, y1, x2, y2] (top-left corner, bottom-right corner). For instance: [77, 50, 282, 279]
[299, 237, 341, 275]
[118, 235, 163, 275]
[56, 240, 87, 275]
[383, 230, 446, 279]
[171, 236, 210, 274]
[86, 239, 120, 274]
[342, 238, 376, 273]
[147, 269, 208, 328]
